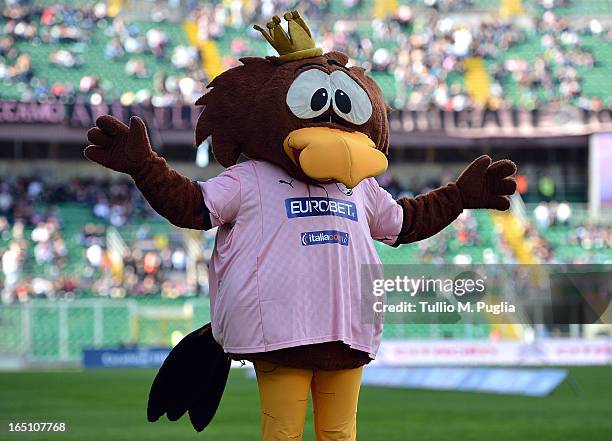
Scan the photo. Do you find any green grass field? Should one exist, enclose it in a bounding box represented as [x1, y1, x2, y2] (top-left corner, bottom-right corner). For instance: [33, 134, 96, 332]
[1, 367, 611, 441]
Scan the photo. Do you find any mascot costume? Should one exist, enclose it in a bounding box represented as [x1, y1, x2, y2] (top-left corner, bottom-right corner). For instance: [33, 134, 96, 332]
[84, 11, 517, 441]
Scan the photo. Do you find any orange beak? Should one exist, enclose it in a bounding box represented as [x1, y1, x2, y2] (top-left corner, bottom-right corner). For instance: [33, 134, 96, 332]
[283, 127, 388, 188]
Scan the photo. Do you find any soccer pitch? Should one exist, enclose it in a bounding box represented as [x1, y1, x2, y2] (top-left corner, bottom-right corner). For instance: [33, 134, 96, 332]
[1, 367, 611, 441]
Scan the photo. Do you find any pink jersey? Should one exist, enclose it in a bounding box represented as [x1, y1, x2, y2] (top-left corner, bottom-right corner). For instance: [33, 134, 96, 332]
[199, 160, 403, 358]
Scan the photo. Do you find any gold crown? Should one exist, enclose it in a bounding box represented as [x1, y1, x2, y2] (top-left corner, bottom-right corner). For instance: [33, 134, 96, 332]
[254, 11, 322, 62]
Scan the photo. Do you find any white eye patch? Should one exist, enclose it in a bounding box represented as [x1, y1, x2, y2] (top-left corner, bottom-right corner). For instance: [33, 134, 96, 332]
[286, 69, 331, 119]
[330, 70, 373, 125]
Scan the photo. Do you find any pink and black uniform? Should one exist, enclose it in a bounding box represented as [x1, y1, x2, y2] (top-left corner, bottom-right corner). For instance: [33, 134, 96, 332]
[198, 160, 403, 359]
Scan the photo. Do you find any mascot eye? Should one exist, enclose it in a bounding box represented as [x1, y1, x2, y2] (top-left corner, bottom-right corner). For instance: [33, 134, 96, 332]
[334, 90, 351, 113]
[311, 88, 329, 112]
[330, 71, 372, 125]
[286, 69, 331, 119]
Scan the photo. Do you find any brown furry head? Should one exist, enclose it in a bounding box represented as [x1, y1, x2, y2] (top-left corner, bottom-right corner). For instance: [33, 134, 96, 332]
[195, 51, 389, 180]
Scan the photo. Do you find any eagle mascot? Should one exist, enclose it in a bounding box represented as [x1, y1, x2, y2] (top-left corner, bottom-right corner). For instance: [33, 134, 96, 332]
[84, 11, 517, 441]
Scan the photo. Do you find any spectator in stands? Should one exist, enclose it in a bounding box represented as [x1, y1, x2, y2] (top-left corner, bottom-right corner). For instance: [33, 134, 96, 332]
[146, 28, 168, 59]
[538, 174, 556, 201]
[49, 48, 82, 68]
[171, 44, 199, 70]
[125, 58, 149, 78]
[1, 241, 24, 303]
[105, 37, 125, 60]
[480, 96, 503, 128]
[0, 184, 14, 219]
[8, 53, 32, 82]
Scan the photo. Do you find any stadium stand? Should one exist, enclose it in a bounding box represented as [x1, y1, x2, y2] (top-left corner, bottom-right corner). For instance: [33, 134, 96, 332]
[1, 1, 206, 103]
[2, 0, 610, 114]
[529, 201, 612, 263]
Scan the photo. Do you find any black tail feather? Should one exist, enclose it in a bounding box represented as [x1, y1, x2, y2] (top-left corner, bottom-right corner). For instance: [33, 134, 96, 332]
[147, 324, 230, 432]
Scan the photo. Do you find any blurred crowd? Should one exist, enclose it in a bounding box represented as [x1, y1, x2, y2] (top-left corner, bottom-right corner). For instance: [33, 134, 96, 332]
[528, 201, 612, 263]
[0, 176, 146, 224]
[87, 223, 212, 300]
[198, 0, 611, 116]
[2, 0, 611, 118]
[0, 177, 211, 303]
[1, 0, 206, 105]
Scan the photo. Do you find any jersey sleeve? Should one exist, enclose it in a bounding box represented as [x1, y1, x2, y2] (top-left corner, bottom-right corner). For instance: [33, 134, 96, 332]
[197, 165, 243, 228]
[363, 178, 404, 245]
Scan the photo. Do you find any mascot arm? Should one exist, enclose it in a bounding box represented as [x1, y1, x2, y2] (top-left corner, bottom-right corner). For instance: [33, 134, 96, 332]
[394, 155, 517, 245]
[394, 182, 463, 245]
[85, 115, 211, 230]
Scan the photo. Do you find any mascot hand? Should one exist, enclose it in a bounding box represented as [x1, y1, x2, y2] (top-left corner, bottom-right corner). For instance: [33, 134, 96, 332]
[85, 115, 155, 175]
[455, 155, 517, 211]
